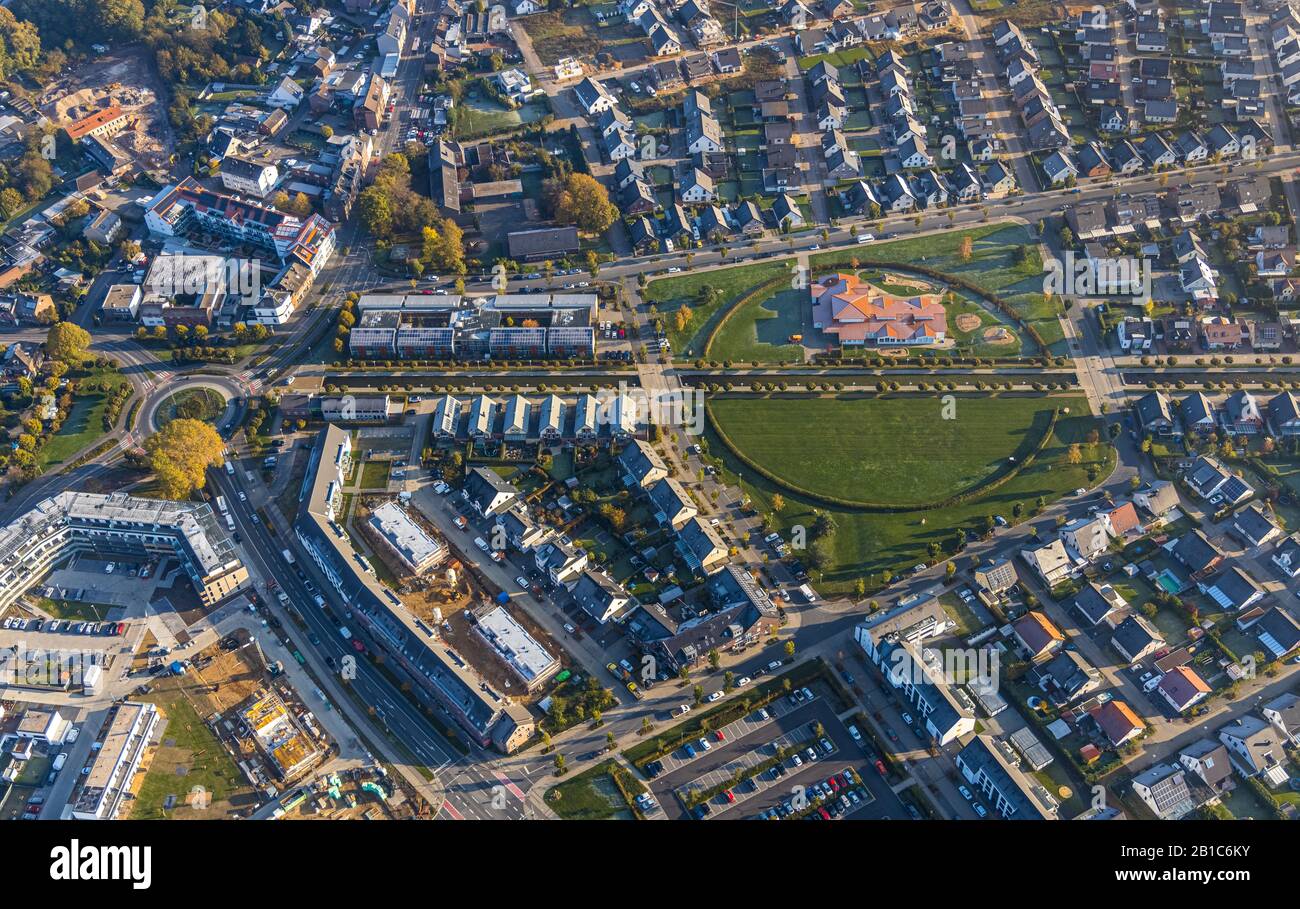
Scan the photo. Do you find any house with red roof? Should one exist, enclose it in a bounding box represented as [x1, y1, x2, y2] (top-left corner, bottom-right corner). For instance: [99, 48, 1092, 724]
[1012, 611, 1066, 663]
[1106, 501, 1143, 538]
[1092, 699, 1145, 746]
[810, 273, 947, 347]
[1157, 665, 1211, 714]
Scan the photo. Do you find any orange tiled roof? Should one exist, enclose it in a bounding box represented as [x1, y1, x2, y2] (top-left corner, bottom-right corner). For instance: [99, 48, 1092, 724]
[810, 273, 947, 344]
[65, 105, 127, 141]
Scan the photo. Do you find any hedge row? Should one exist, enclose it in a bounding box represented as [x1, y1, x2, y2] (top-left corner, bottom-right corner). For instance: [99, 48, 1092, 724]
[704, 397, 1060, 513]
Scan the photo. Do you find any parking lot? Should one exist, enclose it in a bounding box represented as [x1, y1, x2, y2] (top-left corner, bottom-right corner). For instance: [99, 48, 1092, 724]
[642, 679, 910, 820]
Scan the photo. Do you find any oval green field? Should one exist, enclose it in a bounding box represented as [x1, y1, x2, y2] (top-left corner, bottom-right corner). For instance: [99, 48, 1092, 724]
[707, 395, 1059, 507]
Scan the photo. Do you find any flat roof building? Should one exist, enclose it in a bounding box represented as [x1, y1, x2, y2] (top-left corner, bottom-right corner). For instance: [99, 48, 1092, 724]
[296, 425, 532, 751]
[367, 501, 446, 575]
[474, 606, 560, 691]
[71, 702, 159, 820]
[0, 492, 248, 612]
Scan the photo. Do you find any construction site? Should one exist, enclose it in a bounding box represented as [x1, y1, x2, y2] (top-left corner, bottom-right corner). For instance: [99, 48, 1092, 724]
[41, 54, 175, 172]
[352, 495, 567, 705]
[270, 767, 412, 821]
[127, 628, 333, 819]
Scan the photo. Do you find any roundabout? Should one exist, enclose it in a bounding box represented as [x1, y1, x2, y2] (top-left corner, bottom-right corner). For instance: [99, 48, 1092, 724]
[138, 377, 245, 435]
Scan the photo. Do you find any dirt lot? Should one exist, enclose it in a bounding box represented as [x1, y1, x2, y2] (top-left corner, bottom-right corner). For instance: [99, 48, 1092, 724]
[40, 55, 175, 171]
[127, 633, 276, 819]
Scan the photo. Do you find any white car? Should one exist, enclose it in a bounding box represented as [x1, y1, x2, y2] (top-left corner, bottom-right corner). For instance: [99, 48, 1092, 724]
[238, 491, 247, 502]
[736, 676, 751, 687]
[707, 690, 723, 702]
[667, 266, 681, 273]
[515, 576, 528, 589]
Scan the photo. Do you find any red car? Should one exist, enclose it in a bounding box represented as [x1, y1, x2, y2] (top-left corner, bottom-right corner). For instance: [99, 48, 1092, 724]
[351, 639, 366, 653]
[713, 730, 725, 742]
[827, 776, 840, 792]
[724, 789, 735, 803]
[874, 759, 887, 776]
[818, 807, 831, 820]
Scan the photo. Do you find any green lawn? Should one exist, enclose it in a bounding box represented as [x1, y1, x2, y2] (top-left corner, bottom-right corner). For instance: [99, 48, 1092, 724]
[707, 285, 808, 363]
[453, 94, 548, 141]
[708, 395, 1059, 507]
[643, 260, 789, 356]
[157, 387, 226, 427]
[359, 459, 391, 489]
[37, 366, 129, 470]
[703, 393, 1112, 593]
[37, 396, 111, 469]
[543, 759, 635, 820]
[131, 693, 249, 819]
[33, 597, 111, 622]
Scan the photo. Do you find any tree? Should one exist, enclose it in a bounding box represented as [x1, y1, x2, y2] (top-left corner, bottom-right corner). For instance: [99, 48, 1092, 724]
[958, 235, 973, 262]
[46, 322, 91, 364]
[358, 186, 394, 238]
[708, 649, 721, 670]
[144, 418, 224, 500]
[288, 192, 313, 217]
[549, 172, 618, 234]
[783, 640, 796, 659]
[771, 493, 785, 513]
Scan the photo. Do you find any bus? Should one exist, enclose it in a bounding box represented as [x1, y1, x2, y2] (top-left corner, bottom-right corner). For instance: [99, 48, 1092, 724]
[215, 496, 229, 516]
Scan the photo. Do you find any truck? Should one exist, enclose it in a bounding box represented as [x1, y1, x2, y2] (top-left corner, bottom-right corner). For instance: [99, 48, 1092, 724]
[52, 753, 67, 772]
[82, 664, 103, 697]
[282, 549, 296, 566]
[215, 495, 229, 516]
